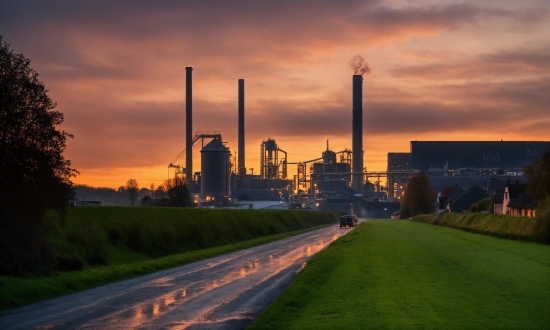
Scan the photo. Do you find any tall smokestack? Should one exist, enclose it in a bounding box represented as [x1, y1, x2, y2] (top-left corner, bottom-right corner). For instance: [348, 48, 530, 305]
[238, 79, 245, 176]
[352, 74, 363, 192]
[185, 67, 193, 183]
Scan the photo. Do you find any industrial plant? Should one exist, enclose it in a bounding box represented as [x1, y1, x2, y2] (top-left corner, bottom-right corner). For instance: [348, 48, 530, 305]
[169, 66, 549, 218]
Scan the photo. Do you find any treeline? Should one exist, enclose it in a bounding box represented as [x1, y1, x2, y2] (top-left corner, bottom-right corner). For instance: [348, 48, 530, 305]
[74, 176, 192, 207]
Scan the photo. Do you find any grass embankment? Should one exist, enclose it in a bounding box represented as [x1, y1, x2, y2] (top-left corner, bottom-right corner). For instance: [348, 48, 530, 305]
[251, 220, 550, 330]
[413, 211, 550, 244]
[0, 207, 340, 310]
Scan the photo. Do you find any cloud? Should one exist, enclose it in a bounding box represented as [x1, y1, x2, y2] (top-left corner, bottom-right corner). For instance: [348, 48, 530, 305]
[1, 0, 548, 187]
[390, 47, 550, 80]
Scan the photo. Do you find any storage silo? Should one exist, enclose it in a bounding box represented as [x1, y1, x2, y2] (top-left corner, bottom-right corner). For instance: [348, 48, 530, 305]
[200, 138, 230, 202]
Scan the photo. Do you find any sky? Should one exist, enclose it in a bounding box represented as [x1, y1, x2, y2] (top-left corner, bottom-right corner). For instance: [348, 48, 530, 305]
[1, 0, 549, 189]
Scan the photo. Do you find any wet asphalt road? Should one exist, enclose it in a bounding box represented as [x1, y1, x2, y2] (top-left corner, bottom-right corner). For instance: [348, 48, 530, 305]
[0, 224, 354, 330]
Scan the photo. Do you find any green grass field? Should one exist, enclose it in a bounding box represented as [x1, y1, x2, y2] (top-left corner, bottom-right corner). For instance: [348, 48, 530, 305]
[250, 220, 550, 330]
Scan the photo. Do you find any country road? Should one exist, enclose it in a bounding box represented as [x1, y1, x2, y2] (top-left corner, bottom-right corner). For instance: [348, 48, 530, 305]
[0, 223, 355, 330]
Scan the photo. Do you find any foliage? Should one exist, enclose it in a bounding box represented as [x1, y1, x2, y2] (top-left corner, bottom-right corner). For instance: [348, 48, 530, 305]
[534, 195, 550, 244]
[44, 207, 340, 263]
[251, 222, 550, 330]
[524, 151, 550, 200]
[0, 36, 76, 275]
[125, 179, 139, 206]
[469, 197, 492, 213]
[155, 175, 192, 207]
[399, 171, 434, 218]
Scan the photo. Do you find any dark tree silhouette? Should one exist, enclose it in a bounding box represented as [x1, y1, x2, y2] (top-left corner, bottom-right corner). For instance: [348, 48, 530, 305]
[400, 171, 434, 219]
[0, 36, 76, 275]
[524, 151, 550, 200]
[125, 179, 139, 206]
[164, 175, 192, 207]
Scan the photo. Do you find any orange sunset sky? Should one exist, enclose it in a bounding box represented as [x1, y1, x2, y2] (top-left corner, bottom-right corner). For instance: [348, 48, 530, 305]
[1, 0, 549, 189]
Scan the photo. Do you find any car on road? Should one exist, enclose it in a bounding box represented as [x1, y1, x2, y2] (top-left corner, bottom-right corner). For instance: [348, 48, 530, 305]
[340, 215, 358, 228]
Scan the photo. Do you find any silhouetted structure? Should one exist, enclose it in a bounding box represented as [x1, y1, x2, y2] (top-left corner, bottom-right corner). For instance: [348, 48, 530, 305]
[352, 74, 363, 192]
[185, 67, 193, 184]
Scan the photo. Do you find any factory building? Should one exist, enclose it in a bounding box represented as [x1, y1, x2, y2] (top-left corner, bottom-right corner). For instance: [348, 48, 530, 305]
[176, 66, 548, 215]
[387, 141, 550, 201]
[177, 67, 372, 209]
[411, 141, 550, 172]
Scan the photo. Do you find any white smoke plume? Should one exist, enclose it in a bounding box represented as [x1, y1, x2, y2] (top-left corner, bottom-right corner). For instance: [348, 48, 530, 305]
[349, 55, 371, 75]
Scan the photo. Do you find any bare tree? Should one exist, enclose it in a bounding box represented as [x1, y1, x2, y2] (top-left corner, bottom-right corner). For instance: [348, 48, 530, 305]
[125, 179, 139, 206]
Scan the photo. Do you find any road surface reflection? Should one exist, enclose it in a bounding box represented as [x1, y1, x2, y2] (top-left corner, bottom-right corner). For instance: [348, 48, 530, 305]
[0, 223, 355, 330]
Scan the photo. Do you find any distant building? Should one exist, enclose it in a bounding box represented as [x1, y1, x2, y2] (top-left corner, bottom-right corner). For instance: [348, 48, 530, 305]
[508, 193, 538, 217]
[438, 185, 464, 210]
[387, 152, 414, 199]
[446, 186, 489, 213]
[411, 141, 550, 171]
[502, 182, 528, 215]
[491, 192, 504, 214]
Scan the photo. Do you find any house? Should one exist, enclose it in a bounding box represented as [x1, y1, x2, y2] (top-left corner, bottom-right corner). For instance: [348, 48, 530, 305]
[438, 184, 464, 210]
[502, 181, 528, 215]
[491, 191, 504, 214]
[447, 185, 489, 212]
[508, 193, 538, 217]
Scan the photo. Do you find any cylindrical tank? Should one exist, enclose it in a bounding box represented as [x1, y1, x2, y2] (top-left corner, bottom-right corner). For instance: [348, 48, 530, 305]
[323, 150, 337, 164]
[201, 139, 230, 201]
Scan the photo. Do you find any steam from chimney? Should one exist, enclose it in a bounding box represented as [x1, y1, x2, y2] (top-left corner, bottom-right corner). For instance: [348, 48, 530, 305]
[349, 55, 371, 76]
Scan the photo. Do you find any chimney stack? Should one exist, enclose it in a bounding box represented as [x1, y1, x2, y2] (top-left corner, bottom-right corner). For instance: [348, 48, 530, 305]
[185, 67, 193, 183]
[352, 74, 363, 192]
[238, 79, 245, 176]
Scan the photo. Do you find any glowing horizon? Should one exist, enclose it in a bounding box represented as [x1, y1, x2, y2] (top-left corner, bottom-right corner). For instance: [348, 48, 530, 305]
[1, 0, 548, 189]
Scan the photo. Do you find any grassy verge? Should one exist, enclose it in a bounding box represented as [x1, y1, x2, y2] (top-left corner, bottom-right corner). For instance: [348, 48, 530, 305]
[45, 207, 341, 267]
[413, 211, 549, 244]
[0, 207, 341, 310]
[250, 220, 550, 330]
[0, 225, 331, 310]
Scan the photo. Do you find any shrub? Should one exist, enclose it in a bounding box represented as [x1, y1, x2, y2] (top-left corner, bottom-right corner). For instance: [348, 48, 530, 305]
[83, 224, 107, 265]
[534, 196, 550, 244]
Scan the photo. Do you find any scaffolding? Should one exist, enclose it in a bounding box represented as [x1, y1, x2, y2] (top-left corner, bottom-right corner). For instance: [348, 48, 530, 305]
[260, 138, 287, 179]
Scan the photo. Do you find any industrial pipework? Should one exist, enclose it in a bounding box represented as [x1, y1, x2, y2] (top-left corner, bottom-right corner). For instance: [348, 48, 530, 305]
[260, 138, 287, 180]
